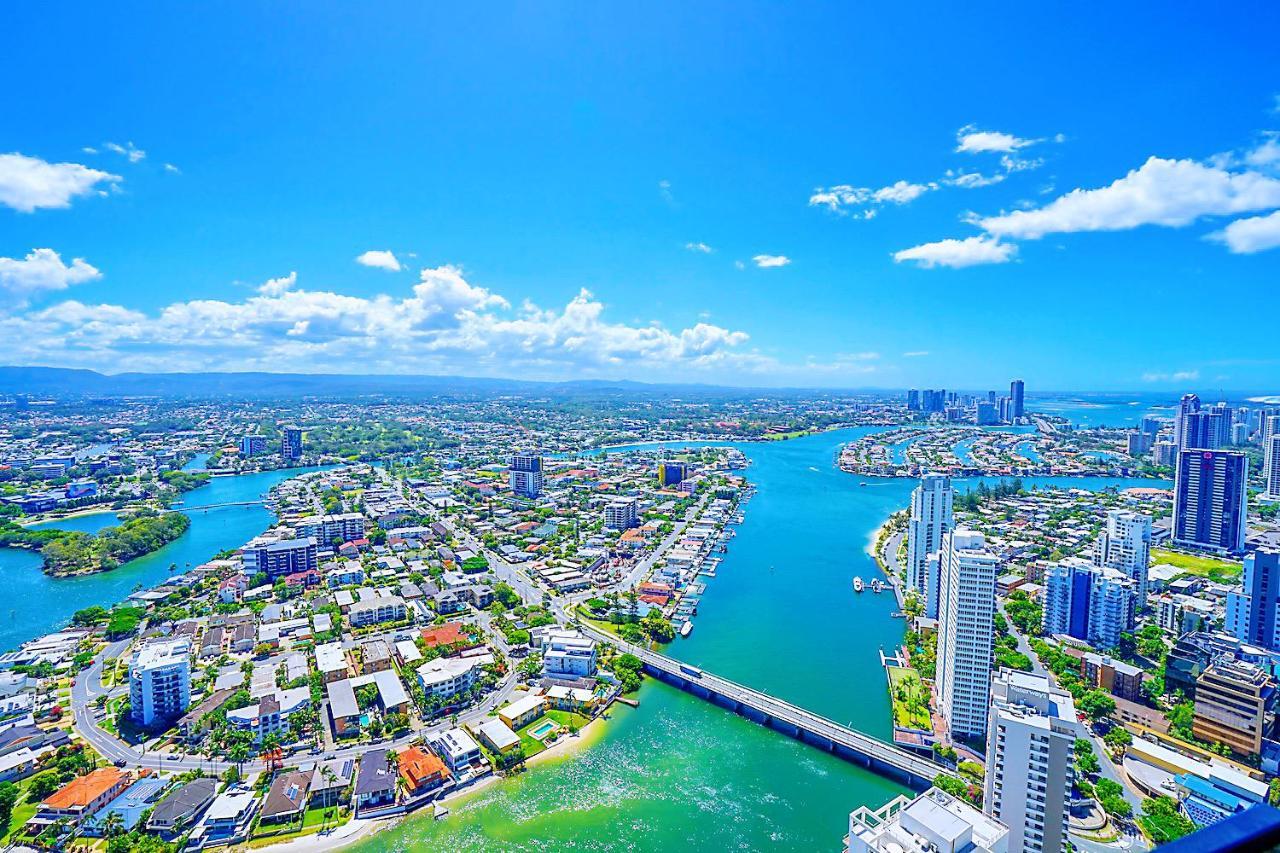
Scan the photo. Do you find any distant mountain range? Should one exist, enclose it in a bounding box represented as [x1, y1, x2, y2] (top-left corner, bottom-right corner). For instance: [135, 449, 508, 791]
[0, 365, 836, 400]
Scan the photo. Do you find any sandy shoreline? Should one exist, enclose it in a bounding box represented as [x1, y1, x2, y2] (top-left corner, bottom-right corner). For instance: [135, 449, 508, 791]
[249, 708, 616, 853]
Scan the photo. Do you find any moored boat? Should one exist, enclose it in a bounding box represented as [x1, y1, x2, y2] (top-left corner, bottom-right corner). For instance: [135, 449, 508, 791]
[680, 620, 693, 638]
[853, 576, 864, 593]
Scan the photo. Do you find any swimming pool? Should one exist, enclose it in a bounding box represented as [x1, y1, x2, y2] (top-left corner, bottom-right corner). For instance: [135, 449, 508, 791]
[528, 719, 558, 740]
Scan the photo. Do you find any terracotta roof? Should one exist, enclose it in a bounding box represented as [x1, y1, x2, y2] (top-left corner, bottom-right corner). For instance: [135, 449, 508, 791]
[420, 622, 468, 649]
[42, 767, 126, 810]
[398, 746, 448, 790]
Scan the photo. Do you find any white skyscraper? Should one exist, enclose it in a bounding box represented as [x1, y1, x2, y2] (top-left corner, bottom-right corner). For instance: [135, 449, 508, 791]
[129, 638, 192, 727]
[1265, 420, 1280, 502]
[936, 528, 998, 740]
[905, 474, 953, 619]
[985, 669, 1079, 853]
[1093, 509, 1152, 604]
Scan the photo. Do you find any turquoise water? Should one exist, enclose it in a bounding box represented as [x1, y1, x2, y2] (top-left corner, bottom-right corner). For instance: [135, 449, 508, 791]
[27, 512, 121, 535]
[182, 452, 212, 471]
[1015, 440, 1041, 463]
[952, 437, 978, 465]
[0, 467, 326, 652]
[359, 428, 1171, 852]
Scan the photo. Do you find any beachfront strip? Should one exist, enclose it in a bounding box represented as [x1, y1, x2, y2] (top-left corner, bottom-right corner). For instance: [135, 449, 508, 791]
[857, 394, 1280, 851]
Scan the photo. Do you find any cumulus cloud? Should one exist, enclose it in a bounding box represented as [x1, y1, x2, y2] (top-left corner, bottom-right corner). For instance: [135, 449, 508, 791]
[0, 153, 120, 212]
[956, 125, 1040, 154]
[355, 250, 402, 272]
[752, 254, 791, 268]
[0, 267, 773, 378]
[684, 242, 713, 253]
[892, 236, 1016, 269]
[104, 141, 146, 163]
[0, 248, 102, 306]
[1210, 209, 1280, 254]
[980, 156, 1280, 240]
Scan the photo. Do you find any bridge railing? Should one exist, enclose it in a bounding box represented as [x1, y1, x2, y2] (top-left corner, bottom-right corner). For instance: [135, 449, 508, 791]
[585, 626, 946, 778]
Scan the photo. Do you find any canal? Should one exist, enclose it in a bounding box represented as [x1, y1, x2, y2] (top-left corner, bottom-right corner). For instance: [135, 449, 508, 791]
[354, 427, 1169, 852]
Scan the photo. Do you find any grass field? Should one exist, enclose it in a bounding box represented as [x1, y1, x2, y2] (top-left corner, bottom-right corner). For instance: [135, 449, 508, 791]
[887, 666, 931, 730]
[1152, 548, 1242, 582]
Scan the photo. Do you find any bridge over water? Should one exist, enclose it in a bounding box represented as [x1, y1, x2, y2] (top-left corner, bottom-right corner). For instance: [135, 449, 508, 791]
[173, 500, 265, 511]
[578, 625, 947, 790]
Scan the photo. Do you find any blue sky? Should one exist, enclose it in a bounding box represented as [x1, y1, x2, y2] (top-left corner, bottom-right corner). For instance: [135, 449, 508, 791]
[2, 3, 1278, 391]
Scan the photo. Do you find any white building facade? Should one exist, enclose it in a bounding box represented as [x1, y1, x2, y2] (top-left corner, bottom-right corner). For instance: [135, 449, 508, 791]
[935, 528, 998, 740]
[905, 474, 953, 619]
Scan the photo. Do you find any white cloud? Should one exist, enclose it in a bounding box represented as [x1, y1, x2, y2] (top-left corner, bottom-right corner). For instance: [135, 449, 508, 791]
[1142, 369, 1200, 383]
[104, 141, 146, 163]
[809, 181, 936, 216]
[902, 350, 930, 357]
[257, 272, 298, 297]
[944, 170, 1005, 189]
[163, 163, 181, 174]
[82, 147, 98, 155]
[980, 156, 1280, 240]
[1210, 209, 1280, 254]
[752, 254, 791, 268]
[0, 248, 102, 306]
[1245, 132, 1280, 169]
[0, 153, 121, 213]
[956, 125, 1039, 154]
[892, 236, 1016, 269]
[0, 267, 776, 378]
[355, 250, 402, 272]
[658, 179, 674, 203]
[684, 242, 713, 254]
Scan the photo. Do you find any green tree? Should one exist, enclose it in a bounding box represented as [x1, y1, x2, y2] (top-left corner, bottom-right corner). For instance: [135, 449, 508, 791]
[1078, 690, 1117, 722]
[0, 781, 17, 836]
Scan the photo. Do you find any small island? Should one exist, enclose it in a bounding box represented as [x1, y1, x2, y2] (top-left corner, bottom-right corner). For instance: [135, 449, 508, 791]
[0, 510, 191, 576]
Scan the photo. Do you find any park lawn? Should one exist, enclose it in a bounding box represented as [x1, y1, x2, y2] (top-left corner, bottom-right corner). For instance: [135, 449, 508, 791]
[546, 709, 590, 730]
[887, 666, 932, 730]
[2, 801, 37, 843]
[1152, 548, 1241, 583]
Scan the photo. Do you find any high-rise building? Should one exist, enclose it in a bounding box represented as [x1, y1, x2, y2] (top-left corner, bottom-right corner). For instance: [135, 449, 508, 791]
[1151, 439, 1178, 468]
[1042, 559, 1136, 650]
[604, 498, 638, 531]
[1267, 434, 1280, 502]
[984, 670, 1078, 853]
[1192, 658, 1275, 756]
[936, 528, 998, 740]
[245, 536, 319, 579]
[906, 389, 921, 412]
[1173, 449, 1248, 554]
[280, 425, 303, 461]
[975, 400, 1000, 426]
[1093, 509, 1152, 603]
[508, 453, 544, 498]
[1208, 402, 1234, 449]
[846, 786, 1009, 853]
[130, 638, 192, 727]
[1265, 416, 1280, 501]
[657, 461, 688, 487]
[905, 474, 953, 619]
[240, 434, 267, 457]
[1174, 393, 1202, 452]
[1226, 550, 1280, 651]
[1009, 379, 1025, 421]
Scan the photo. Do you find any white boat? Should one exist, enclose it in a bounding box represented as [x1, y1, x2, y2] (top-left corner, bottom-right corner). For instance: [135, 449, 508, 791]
[871, 579, 883, 593]
[680, 621, 693, 638]
[853, 577, 864, 593]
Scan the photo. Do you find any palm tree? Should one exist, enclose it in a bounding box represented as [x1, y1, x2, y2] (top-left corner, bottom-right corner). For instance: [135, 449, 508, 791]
[102, 810, 125, 839]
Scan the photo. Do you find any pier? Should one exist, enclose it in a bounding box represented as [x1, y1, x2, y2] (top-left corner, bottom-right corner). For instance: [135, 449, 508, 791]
[579, 625, 947, 790]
